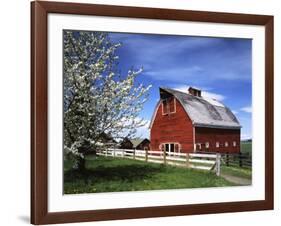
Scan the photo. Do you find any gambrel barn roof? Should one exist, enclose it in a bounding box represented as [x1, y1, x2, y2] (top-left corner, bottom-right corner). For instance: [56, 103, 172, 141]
[150, 87, 241, 129]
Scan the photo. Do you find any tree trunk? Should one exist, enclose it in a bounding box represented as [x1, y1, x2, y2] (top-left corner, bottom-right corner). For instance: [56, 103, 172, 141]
[77, 156, 86, 172]
[77, 142, 90, 172]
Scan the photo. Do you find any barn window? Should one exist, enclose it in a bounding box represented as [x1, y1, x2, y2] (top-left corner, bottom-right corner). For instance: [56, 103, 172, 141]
[160, 143, 181, 155]
[169, 98, 176, 113]
[162, 97, 176, 115]
[225, 142, 229, 147]
[233, 141, 237, 147]
[175, 143, 180, 152]
[205, 142, 209, 148]
[162, 99, 168, 114]
[216, 142, 220, 148]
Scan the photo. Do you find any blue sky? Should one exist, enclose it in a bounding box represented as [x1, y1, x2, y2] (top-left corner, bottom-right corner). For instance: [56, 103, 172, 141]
[108, 32, 252, 140]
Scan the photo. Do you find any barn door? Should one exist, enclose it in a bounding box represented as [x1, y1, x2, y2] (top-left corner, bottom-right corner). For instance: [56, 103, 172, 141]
[160, 143, 181, 155]
[170, 143, 175, 155]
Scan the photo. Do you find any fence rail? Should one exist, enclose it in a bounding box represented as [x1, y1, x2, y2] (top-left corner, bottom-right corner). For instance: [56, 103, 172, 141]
[97, 148, 221, 176]
[194, 151, 252, 169]
[220, 153, 252, 168]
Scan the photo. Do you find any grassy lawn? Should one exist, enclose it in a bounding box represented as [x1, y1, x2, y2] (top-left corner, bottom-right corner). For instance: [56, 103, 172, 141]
[221, 166, 252, 180]
[220, 141, 252, 181]
[64, 156, 235, 194]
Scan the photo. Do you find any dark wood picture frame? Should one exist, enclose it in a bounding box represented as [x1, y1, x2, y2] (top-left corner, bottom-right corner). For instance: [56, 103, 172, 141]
[31, 1, 274, 224]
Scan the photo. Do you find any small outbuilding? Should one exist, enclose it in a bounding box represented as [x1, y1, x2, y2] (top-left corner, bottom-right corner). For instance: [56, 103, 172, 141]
[119, 138, 150, 150]
[149, 87, 241, 154]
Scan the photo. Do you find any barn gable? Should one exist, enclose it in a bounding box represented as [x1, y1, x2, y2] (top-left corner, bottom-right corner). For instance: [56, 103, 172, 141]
[149, 96, 194, 152]
[158, 87, 241, 129]
[149, 87, 241, 153]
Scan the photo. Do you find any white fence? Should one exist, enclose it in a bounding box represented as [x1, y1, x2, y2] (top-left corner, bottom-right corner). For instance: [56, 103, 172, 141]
[97, 148, 221, 176]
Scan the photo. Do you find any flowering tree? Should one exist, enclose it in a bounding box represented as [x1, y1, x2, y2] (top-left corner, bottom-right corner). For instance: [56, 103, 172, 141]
[63, 31, 151, 170]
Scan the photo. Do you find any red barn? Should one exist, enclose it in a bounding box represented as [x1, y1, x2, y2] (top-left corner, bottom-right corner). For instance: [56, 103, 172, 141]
[150, 87, 241, 154]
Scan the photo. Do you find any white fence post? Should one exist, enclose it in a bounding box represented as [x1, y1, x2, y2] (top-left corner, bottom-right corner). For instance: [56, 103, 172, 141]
[107, 148, 218, 174]
[186, 153, 190, 168]
[145, 149, 148, 162]
[133, 149, 135, 159]
[216, 153, 221, 176]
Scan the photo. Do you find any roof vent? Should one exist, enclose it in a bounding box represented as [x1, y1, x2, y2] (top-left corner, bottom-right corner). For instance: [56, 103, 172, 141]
[188, 87, 201, 97]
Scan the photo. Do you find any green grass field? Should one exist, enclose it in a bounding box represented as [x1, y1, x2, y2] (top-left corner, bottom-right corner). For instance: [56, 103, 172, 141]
[221, 165, 252, 179]
[220, 141, 252, 180]
[64, 156, 235, 194]
[240, 141, 252, 155]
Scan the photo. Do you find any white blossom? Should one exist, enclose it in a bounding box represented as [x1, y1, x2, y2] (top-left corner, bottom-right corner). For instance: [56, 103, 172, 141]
[63, 31, 151, 167]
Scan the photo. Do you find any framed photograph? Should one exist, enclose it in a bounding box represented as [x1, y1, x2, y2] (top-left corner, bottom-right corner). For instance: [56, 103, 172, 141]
[31, 1, 274, 224]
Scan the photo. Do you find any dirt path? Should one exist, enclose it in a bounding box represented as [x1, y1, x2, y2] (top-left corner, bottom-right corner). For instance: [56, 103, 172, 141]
[221, 173, 251, 185]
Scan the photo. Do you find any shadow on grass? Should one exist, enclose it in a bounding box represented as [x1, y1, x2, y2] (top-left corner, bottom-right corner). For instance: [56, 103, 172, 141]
[64, 161, 164, 184]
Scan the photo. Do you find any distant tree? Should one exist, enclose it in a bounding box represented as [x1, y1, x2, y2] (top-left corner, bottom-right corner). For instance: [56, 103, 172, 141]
[63, 31, 151, 171]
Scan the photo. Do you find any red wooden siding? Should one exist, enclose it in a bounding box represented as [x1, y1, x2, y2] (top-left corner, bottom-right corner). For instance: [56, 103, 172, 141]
[195, 127, 240, 153]
[150, 98, 194, 153]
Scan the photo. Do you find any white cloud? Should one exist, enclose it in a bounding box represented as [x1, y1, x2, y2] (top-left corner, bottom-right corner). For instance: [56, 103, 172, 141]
[202, 91, 225, 101]
[172, 85, 189, 93]
[240, 106, 252, 113]
[134, 119, 150, 139]
[115, 117, 150, 139]
[232, 110, 238, 115]
[110, 33, 252, 83]
[145, 66, 203, 82]
[241, 134, 252, 140]
[173, 85, 225, 101]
